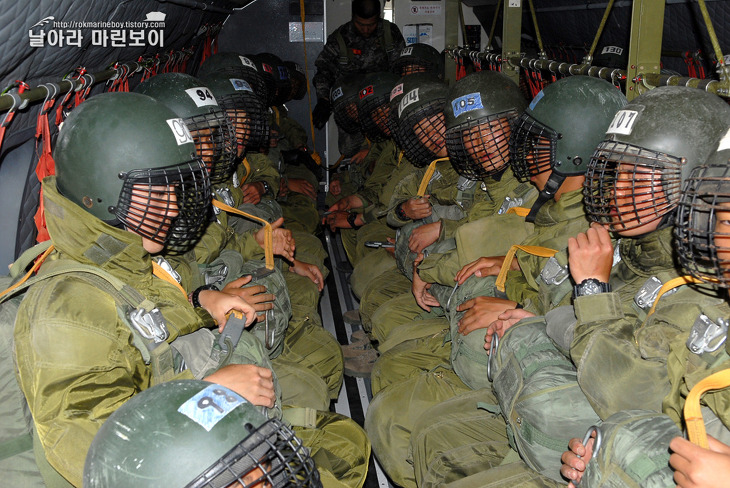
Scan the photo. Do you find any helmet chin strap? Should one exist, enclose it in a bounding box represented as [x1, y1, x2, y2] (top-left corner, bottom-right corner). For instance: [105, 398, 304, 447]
[525, 172, 566, 223]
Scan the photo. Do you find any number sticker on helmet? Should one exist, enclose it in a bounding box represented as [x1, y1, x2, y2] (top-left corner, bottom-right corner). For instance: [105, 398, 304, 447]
[451, 92, 483, 118]
[398, 88, 420, 117]
[331, 86, 344, 101]
[177, 384, 247, 431]
[718, 127, 730, 152]
[400, 47, 414, 57]
[278, 66, 289, 80]
[606, 109, 639, 135]
[359, 85, 374, 99]
[166, 118, 194, 145]
[185, 87, 218, 107]
[262, 63, 273, 73]
[239, 55, 257, 71]
[528, 90, 544, 110]
[229, 78, 253, 92]
[390, 83, 404, 101]
[601, 45, 624, 56]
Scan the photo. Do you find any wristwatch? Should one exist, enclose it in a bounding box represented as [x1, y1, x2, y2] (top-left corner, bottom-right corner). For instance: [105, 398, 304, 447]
[573, 278, 611, 298]
[346, 211, 362, 229]
[260, 181, 271, 196]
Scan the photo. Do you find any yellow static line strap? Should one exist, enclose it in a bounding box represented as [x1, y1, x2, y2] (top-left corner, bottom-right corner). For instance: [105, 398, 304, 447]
[397, 150, 404, 167]
[506, 207, 531, 217]
[212, 199, 274, 270]
[496, 245, 557, 292]
[647, 275, 706, 316]
[272, 106, 281, 126]
[685, 368, 730, 449]
[151, 261, 187, 298]
[417, 157, 449, 197]
[240, 157, 251, 186]
[299, 0, 321, 167]
[0, 244, 55, 300]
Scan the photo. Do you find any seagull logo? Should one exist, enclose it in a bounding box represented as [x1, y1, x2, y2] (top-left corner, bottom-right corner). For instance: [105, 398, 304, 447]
[30, 16, 54, 29]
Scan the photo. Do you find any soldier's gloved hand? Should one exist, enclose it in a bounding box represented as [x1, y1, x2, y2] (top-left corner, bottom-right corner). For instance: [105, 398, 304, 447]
[670, 435, 730, 488]
[561, 434, 596, 487]
[409, 221, 441, 253]
[205, 364, 276, 408]
[312, 98, 332, 129]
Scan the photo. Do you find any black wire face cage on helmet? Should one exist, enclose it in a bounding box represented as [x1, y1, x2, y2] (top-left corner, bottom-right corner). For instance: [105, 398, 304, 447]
[186, 419, 321, 488]
[446, 109, 519, 179]
[332, 94, 361, 134]
[359, 94, 393, 142]
[395, 62, 430, 77]
[397, 98, 447, 168]
[216, 66, 270, 106]
[114, 159, 211, 253]
[583, 140, 683, 232]
[217, 94, 270, 152]
[508, 111, 558, 182]
[185, 111, 238, 185]
[675, 163, 730, 287]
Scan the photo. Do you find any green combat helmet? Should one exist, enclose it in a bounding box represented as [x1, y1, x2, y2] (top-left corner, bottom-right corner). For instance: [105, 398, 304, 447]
[584, 86, 730, 233]
[201, 73, 270, 153]
[391, 43, 444, 79]
[510, 75, 627, 222]
[357, 71, 400, 142]
[284, 60, 308, 100]
[675, 138, 730, 287]
[83, 380, 320, 488]
[445, 70, 527, 179]
[255, 53, 292, 106]
[389, 73, 448, 167]
[54, 92, 211, 252]
[197, 52, 269, 104]
[136, 73, 237, 185]
[331, 74, 363, 135]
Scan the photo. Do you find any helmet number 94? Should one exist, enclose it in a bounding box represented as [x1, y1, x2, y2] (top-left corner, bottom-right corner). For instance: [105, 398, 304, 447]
[185, 87, 218, 108]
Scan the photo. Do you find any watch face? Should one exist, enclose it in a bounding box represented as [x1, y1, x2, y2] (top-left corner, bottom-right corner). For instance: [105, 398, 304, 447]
[581, 280, 602, 295]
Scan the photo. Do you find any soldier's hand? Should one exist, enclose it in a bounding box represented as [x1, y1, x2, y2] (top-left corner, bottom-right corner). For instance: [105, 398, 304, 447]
[484, 308, 535, 351]
[222, 277, 275, 320]
[670, 435, 730, 488]
[312, 99, 332, 129]
[287, 178, 317, 200]
[409, 222, 441, 254]
[349, 147, 370, 166]
[568, 222, 614, 283]
[561, 435, 596, 487]
[289, 258, 324, 292]
[413, 267, 439, 311]
[384, 237, 396, 257]
[204, 364, 276, 408]
[278, 179, 289, 198]
[196, 289, 258, 329]
[457, 296, 517, 335]
[401, 195, 432, 220]
[324, 210, 350, 231]
[241, 182, 265, 204]
[455, 255, 516, 284]
[255, 218, 295, 261]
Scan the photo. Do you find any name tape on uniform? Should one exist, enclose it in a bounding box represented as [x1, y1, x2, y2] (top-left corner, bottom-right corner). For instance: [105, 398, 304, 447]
[229, 78, 253, 92]
[606, 109, 639, 135]
[452, 92, 483, 118]
[185, 87, 218, 108]
[390, 83, 404, 101]
[239, 55, 257, 71]
[178, 384, 247, 431]
[331, 86, 344, 101]
[399, 88, 419, 117]
[166, 118, 193, 145]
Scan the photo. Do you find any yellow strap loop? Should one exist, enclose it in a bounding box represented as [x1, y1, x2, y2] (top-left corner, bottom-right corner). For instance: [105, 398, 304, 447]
[151, 261, 187, 298]
[212, 199, 274, 270]
[685, 368, 730, 448]
[299, 0, 322, 167]
[417, 157, 449, 197]
[272, 106, 281, 126]
[240, 157, 252, 186]
[397, 150, 404, 167]
[0, 245, 55, 300]
[647, 275, 705, 316]
[506, 207, 531, 217]
[496, 245, 558, 292]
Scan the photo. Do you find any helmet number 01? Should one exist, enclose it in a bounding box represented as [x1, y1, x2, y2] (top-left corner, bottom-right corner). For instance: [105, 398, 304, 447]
[185, 87, 218, 108]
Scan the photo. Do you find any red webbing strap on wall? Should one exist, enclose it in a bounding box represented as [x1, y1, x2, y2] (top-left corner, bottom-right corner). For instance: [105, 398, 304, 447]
[33, 87, 58, 243]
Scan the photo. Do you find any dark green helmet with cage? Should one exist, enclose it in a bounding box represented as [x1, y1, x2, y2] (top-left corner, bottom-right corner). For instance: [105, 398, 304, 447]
[584, 86, 730, 234]
[388, 73, 447, 167]
[83, 380, 320, 488]
[391, 43, 444, 79]
[54, 92, 211, 252]
[135, 73, 237, 185]
[357, 71, 400, 142]
[200, 73, 270, 153]
[284, 60, 308, 100]
[254, 53, 292, 106]
[445, 70, 527, 179]
[675, 140, 730, 287]
[331, 74, 363, 135]
[197, 52, 269, 103]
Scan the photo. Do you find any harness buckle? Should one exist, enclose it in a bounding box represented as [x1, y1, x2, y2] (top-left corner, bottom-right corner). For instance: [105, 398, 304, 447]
[634, 276, 663, 309]
[687, 314, 728, 355]
[540, 256, 569, 286]
[129, 307, 169, 343]
[498, 195, 524, 215]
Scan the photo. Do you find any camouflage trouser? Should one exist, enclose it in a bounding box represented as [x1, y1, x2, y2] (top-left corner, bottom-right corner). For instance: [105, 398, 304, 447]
[349, 248, 396, 299]
[442, 461, 562, 488]
[364, 369, 470, 488]
[370, 290, 442, 343]
[371, 323, 449, 395]
[410, 387, 512, 488]
[281, 272, 343, 400]
[358, 267, 411, 334]
[288, 408, 371, 488]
